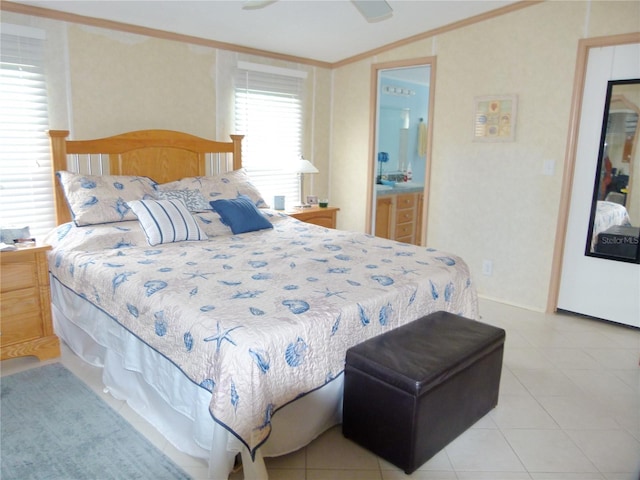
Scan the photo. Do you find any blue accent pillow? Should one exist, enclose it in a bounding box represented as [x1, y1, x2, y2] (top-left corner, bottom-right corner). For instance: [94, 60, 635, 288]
[210, 195, 273, 234]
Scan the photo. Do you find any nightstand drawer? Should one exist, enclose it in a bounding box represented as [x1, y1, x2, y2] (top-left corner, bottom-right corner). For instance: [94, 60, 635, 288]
[1, 287, 43, 346]
[0, 244, 59, 361]
[1, 260, 37, 292]
[287, 206, 339, 228]
[300, 213, 335, 228]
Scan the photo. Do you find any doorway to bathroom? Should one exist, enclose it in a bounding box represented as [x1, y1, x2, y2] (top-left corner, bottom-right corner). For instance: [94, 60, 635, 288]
[368, 58, 435, 246]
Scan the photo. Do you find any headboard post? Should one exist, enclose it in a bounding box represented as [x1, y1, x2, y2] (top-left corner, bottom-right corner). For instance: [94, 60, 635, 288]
[48, 130, 72, 225]
[230, 134, 244, 171]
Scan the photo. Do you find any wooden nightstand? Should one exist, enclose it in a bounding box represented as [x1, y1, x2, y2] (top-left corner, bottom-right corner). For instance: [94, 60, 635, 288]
[287, 206, 339, 228]
[0, 244, 60, 361]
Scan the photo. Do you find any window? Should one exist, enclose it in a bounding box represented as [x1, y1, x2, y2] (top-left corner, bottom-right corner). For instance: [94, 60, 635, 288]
[234, 62, 306, 208]
[0, 25, 54, 240]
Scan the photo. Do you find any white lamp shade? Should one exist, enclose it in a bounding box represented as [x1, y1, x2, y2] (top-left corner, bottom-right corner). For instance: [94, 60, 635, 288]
[291, 158, 319, 174]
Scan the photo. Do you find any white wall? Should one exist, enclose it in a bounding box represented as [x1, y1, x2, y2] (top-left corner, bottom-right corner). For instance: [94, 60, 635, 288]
[331, 1, 640, 312]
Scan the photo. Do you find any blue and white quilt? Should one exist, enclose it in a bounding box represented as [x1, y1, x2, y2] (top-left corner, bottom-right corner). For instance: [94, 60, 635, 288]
[592, 200, 632, 249]
[45, 211, 478, 455]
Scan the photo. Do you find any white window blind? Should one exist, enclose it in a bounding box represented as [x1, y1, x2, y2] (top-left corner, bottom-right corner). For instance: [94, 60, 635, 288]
[0, 26, 54, 240]
[234, 64, 305, 208]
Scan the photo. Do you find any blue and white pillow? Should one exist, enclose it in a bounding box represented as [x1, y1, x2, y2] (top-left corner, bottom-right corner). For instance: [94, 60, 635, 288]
[57, 171, 158, 226]
[158, 168, 269, 208]
[128, 199, 208, 246]
[155, 188, 210, 212]
[210, 195, 273, 235]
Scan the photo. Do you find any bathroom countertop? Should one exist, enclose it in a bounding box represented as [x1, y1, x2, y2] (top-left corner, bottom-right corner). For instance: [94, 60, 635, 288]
[376, 183, 424, 195]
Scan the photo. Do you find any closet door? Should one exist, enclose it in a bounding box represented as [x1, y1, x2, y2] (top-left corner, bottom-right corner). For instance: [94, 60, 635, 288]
[557, 43, 640, 328]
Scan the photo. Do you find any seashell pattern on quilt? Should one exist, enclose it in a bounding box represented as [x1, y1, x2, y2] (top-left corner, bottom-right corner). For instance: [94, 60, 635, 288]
[45, 210, 478, 455]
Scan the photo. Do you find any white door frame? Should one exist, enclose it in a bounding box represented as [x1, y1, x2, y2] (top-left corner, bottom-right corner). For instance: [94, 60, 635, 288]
[365, 57, 436, 244]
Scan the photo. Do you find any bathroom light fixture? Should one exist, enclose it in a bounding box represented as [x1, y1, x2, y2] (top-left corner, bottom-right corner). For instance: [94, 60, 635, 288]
[291, 158, 319, 207]
[382, 85, 416, 97]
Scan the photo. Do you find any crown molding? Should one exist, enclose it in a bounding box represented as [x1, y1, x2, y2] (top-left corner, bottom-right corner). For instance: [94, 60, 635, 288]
[2, 1, 541, 69]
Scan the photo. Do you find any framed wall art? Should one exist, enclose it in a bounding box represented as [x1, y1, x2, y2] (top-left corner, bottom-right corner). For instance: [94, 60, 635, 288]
[473, 95, 517, 142]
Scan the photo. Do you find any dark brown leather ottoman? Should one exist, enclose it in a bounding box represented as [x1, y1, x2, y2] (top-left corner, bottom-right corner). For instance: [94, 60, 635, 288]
[342, 311, 505, 474]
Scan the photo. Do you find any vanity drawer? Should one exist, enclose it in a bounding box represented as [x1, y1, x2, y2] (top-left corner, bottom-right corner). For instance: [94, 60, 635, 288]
[396, 194, 416, 209]
[395, 222, 415, 240]
[396, 208, 415, 225]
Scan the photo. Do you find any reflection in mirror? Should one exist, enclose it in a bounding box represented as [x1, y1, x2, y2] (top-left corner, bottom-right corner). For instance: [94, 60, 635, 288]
[585, 79, 640, 263]
[377, 107, 410, 182]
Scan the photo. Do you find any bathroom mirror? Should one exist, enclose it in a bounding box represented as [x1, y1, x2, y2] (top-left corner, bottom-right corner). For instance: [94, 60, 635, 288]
[585, 79, 640, 263]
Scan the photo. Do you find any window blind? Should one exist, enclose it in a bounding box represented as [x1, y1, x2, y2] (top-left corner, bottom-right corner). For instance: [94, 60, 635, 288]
[234, 65, 305, 208]
[0, 26, 54, 240]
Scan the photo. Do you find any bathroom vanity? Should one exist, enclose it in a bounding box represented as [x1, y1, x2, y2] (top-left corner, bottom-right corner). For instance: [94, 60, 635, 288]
[375, 188, 423, 245]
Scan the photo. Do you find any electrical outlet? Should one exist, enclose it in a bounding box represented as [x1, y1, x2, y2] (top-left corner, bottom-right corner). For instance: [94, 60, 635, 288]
[543, 159, 555, 176]
[482, 259, 493, 276]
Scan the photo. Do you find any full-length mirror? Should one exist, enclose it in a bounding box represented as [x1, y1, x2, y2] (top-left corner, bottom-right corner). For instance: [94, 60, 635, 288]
[371, 62, 433, 246]
[585, 79, 640, 262]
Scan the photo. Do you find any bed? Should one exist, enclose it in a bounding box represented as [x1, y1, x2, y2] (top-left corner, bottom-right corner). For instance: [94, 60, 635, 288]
[44, 129, 479, 479]
[590, 200, 632, 251]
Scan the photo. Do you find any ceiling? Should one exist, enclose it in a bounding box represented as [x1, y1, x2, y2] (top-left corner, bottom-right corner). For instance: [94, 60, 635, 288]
[11, 0, 520, 65]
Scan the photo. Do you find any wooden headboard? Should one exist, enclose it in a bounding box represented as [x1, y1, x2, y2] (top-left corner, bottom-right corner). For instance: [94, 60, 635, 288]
[48, 129, 243, 225]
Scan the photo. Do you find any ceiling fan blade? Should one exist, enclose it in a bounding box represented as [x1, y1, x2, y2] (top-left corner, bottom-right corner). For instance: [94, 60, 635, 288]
[242, 1, 278, 10]
[351, 0, 393, 23]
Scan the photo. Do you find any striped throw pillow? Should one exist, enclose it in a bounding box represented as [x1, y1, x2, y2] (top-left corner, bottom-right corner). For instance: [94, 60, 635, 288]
[128, 199, 208, 246]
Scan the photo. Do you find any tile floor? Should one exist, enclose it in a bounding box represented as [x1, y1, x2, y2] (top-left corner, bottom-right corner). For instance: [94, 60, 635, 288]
[2, 298, 639, 480]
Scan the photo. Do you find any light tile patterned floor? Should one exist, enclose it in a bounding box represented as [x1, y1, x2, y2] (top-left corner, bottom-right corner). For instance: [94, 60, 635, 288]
[2, 298, 639, 479]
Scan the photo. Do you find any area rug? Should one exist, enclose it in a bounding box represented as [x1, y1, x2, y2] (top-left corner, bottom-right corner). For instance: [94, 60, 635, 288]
[1, 363, 191, 480]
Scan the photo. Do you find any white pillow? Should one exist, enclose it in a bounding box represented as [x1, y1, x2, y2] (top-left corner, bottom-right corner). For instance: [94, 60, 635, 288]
[127, 199, 208, 246]
[56, 171, 158, 226]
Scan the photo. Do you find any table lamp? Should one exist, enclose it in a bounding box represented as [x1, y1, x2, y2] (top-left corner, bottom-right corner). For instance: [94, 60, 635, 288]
[292, 158, 319, 207]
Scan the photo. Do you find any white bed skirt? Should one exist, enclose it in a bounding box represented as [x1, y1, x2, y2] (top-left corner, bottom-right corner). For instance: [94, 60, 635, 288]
[50, 277, 343, 479]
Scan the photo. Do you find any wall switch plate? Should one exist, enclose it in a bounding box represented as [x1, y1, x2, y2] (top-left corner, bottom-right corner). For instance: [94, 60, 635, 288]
[543, 159, 555, 176]
[482, 259, 493, 276]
